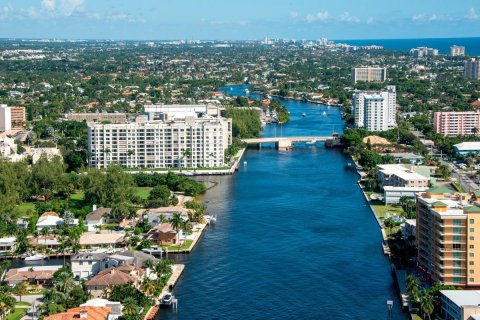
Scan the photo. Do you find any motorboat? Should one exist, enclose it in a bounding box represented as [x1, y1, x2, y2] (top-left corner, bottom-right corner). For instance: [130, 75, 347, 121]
[302, 112, 307, 117]
[142, 246, 163, 255]
[322, 111, 327, 116]
[160, 293, 174, 306]
[24, 253, 47, 261]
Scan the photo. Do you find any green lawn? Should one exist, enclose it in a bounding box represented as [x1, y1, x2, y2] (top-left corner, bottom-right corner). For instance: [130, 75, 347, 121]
[161, 240, 194, 251]
[371, 202, 405, 220]
[134, 187, 152, 200]
[6, 307, 28, 320]
[15, 302, 31, 307]
[16, 202, 36, 215]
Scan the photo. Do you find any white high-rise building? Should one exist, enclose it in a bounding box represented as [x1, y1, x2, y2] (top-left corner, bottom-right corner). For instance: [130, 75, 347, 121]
[88, 115, 232, 169]
[353, 86, 397, 131]
[0, 104, 12, 132]
[465, 58, 480, 80]
[351, 67, 387, 83]
[450, 45, 465, 57]
[410, 47, 438, 58]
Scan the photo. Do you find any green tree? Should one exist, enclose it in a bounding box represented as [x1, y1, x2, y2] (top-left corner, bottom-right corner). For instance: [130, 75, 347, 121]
[13, 282, 28, 302]
[420, 292, 434, 320]
[170, 213, 183, 245]
[148, 185, 171, 207]
[30, 155, 66, 200]
[406, 275, 420, 303]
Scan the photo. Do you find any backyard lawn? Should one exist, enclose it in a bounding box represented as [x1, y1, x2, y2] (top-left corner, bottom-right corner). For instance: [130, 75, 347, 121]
[371, 202, 405, 220]
[134, 187, 152, 200]
[6, 302, 31, 320]
[161, 240, 194, 251]
[16, 192, 89, 215]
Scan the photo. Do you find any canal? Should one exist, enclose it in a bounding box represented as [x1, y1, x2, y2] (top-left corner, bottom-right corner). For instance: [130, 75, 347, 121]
[160, 85, 407, 319]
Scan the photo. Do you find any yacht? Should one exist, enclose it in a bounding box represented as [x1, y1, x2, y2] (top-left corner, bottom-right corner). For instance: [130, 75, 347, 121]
[24, 253, 47, 261]
[160, 293, 174, 306]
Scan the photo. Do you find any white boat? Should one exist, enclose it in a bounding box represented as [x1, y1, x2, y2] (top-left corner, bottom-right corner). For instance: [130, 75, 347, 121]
[160, 293, 174, 306]
[142, 246, 163, 255]
[302, 112, 307, 117]
[24, 253, 47, 261]
[204, 215, 217, 225]
[244, 89, 250, 94]
[322, 111, 327, 116]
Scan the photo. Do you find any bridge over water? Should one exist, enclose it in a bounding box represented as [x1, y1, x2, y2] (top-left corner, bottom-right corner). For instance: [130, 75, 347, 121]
[241, 136, 335, 150]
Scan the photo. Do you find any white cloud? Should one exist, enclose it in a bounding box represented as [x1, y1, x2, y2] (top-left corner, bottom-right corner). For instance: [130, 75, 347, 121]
[306, 11, 329, 23]
[468, 8, 479, 20]
[289, 11, 298, 19]
[367, 17, 374, 25]
[105, 13, 146, 23]
[59, 0, 85, 16]
[340, 12, 360, 23]
[42, 0, 55, 11]
[0, 3, 13, 20]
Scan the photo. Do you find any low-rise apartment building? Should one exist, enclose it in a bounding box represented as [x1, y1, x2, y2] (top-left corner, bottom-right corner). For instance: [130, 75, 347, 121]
[417, 188, 480, 287]
[441, 290, 480, 320]
[377, 164, 429, 204]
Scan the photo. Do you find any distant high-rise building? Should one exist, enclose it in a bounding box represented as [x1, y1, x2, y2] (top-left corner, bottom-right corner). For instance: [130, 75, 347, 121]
[450, 45, 465, 57]
[410, 47, 439, 58]
[0, 104, 12, 132]
[465, 58, 480, 80]
[263, 37, 269, 45]
[353, 86, 397, 131]
[351, 67, 387, 83]
[9, 106, 25, 129]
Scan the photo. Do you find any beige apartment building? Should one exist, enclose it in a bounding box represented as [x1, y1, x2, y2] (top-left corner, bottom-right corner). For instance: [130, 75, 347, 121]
[351, 67, 387, 83]
[377, 164, 429, 188]
[417, 188, 480, 287]
[10, 106, 25, 129]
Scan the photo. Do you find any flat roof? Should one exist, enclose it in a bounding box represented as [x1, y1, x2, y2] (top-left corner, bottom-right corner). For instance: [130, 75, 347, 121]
[442, 290, 480, 307]
[378, 164, 429, 181]
[454, 142, 480, 151]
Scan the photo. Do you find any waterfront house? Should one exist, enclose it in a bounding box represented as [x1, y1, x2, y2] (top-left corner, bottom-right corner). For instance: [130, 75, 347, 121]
[0, 237, 15, 254]
[146, 223, 179, 246]
[36, 211, 79, 231]
[440, 290, 480, 320]
[454, 142, 480, 156]
[5, 265, 62, 286]
[80, 299, 122, 319]
[85, 265, 144, 298]
[45, 306, 114, 320]
[85, 206, 112, 232]
[79, 231, 125, 250]
[31, 235, 61, 252]
[139, 207, 190, 227]
[71, 253, 109, 280]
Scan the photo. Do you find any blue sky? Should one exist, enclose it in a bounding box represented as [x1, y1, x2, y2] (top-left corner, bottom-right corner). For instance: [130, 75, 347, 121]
[0, 0, 480, 40]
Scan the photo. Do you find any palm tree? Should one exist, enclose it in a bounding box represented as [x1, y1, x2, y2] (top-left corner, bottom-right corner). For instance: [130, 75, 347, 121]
[140, 277, 156, 296]
[406, 275, 420, 303]
[54, 270, 75, 295]
[58, 236, 68, 267]
[181, 148, 192, 171]
[13, 282, 28, 302]
[170, 213, 183, 245]
[0, 293, 15, 319]
[153, 259, 174, 285]
[420, 291, 434, 320]
[122, 297, 138, 318]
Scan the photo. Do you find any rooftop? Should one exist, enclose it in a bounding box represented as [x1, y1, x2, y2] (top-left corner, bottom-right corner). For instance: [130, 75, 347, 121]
[441, 290, 480, 307]
[454, 142, 480, 151]
[377, 164, 429, 181]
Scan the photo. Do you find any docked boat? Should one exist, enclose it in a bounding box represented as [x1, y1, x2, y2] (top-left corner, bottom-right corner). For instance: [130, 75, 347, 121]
[142, 246, 163, 255]
[160, 293, 174, 307]
[25, 253, 47, 261]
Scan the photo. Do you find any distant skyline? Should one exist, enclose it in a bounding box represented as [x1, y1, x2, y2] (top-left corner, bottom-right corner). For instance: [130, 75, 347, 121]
[1, 0, 480, 40]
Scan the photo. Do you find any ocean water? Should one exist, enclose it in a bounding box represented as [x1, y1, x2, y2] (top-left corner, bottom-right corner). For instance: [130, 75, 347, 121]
[338, 37, 480, 55]
[159, 86, 408, 319]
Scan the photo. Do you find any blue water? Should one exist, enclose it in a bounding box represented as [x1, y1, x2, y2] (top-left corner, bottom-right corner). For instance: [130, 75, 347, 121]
[160, 85, 407, 320]
[338, 37, 480, 55]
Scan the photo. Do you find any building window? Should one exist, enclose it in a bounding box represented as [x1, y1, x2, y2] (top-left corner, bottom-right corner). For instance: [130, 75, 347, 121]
[453, 277, 462, 283]
[454, 219, 462, 226]
[471, 236, 475, 241]
[471, 245, 476, 249]
[470, 278, 475, 282]
[470, 253, 475, 257]
[470, 270, 475, 274]
[470, 219, 475, 224]
[471, 228, 475, 232]
[470, 261, 475, 265]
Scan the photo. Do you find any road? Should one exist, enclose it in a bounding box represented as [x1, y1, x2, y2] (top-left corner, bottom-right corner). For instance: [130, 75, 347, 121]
[14, 295, 43, 320]
[447, 162, 479, 192]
